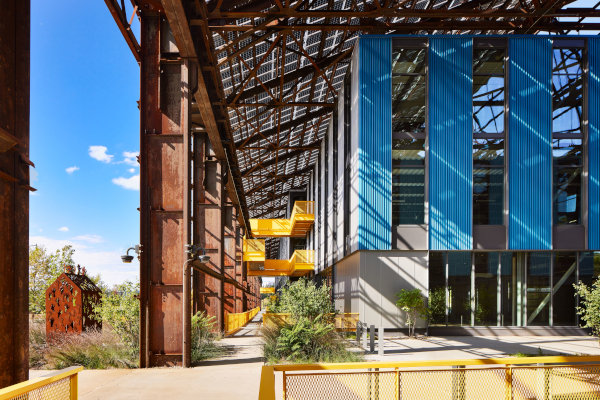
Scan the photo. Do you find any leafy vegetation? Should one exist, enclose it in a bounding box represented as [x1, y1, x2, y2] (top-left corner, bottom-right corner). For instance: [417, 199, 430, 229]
[29, 245, 75, 314]
[93, 281, 140, 358]
[395, 289, 428, 337]
[191, 312, 227, 364]
[263, 279, 359, 363]
[268, 278, 334, 318]
[574, 277, 600, 340]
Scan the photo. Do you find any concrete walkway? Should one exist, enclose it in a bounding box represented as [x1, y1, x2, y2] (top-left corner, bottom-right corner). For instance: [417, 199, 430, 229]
[28, 320, 600, 399]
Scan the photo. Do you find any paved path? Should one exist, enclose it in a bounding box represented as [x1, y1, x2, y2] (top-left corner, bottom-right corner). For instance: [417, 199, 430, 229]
[28, 317, 600, 399]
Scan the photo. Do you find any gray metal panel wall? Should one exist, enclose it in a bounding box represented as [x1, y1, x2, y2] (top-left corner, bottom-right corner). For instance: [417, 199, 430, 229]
[428, 37, 473, 250]
[508, 37, 552, 250]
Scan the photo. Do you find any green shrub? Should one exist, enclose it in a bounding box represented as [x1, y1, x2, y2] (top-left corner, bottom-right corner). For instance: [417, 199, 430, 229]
[262, 279, 359, 363]
[428, 287, 446, 325]
[263, 316, 361, 364]
[574, 277, 600, 339]
[93, 281, 140, 358]
[269, 278, 334, 318]
[395, 289, 428, 337]
[191, 312, 226, 363]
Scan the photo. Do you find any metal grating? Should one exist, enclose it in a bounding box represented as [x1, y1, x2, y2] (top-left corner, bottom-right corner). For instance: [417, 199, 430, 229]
[8, 377, 71, 400]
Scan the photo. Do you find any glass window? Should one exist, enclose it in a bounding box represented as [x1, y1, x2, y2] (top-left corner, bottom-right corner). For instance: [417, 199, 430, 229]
[499, 253, 514, 326]
[473, 48, 505, 226]
[392, 167, 425, 225]
[392, 47, 427, 225]
[553, 253, 577, 326]
[448, 252, 472, 326]
[527, 253, 551, 326]
[552, 47, 584, 225]
[474, 252, 498, 326]
[428, 252, 446, 325]
[579, 252, 600, 287]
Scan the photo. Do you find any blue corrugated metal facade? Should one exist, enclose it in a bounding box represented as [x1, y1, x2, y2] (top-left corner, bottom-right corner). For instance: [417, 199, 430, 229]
[589, 38, 600, 250]
[428, 37, 473, 250]
[508, 37, 552, 250]
[357, 37, 392, 250]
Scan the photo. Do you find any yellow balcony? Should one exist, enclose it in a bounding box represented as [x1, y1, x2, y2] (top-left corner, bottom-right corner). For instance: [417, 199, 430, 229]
[249, 201, 314, 237]
[247, 250, 314, 277]
[243, 238, 265, 262]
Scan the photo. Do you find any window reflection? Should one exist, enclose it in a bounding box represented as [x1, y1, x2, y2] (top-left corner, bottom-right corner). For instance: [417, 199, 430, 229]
[552, 47, 583, 225]
[447, 252, 472, 326]
[392, 47, 427, 225]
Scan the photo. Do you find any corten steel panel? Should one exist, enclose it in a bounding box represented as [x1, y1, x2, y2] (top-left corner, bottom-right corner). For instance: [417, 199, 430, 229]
[192, 133, 206, 314]
[147, 137, 184, 210]
[508, 37, 552, 250]
[140, 12, 189, 367]
[358, 36, 392, 251]
[150, 212, 184, 284]
[0, 0, 29, 388]
[149, 285, 183, 356]
[589, 38, 600, 250]
[428, 37, 473, 250]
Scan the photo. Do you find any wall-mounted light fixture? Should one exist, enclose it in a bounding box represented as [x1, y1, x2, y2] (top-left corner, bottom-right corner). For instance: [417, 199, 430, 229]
[121, 245, 141, 263]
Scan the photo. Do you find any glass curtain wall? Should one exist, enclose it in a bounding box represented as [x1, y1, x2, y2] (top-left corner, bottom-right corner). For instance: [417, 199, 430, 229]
[392, 46, 426, 225]
[473, 43, 505, 225]
[552, 44, 584, 225]
[428, 251, 597, 326]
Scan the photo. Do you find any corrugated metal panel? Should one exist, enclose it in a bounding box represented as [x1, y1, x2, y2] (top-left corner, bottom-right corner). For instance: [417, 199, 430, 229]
[508, 37, 552, 250]
[357, 36, 392, 250]
[428, 37, 473, 250]
[589, 38, 600, 250]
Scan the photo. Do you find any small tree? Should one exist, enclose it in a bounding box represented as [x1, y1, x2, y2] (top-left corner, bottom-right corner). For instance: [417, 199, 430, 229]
[93, 281, 140, 355]
[29, 245, 75, 314]
[395, 289, 428, 337]
[574, 278, 600, 341]
[271, 278, 334, 319]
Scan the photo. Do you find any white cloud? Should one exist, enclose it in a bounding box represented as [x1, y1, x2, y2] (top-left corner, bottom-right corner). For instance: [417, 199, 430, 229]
[72, 234, 104, 244]
[112, 174, 140, 191]
[58, 226, 69, 232]
[128, 168, 135, 174]
[30, 168, 39, 182]
[89, 145, 114, 163]
[29, 235, 138, 286]
[65, 166, 79, 174]
[122, 151, 139, 167]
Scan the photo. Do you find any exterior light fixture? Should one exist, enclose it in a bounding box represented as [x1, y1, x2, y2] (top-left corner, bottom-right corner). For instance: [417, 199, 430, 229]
[121, 245, 141, 263]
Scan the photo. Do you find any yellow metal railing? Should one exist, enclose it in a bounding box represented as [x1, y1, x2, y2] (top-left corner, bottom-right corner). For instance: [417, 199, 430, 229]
[258, 356, 600, 400]
[243, 239, 266, 262]
[0, 366, 82, 400]
[249, 201, 315, 237]
[224, 306, 260, 336]
[263, 312, 359, 332]
[260, 287, 276, 294]
[248, 250, 315, 277]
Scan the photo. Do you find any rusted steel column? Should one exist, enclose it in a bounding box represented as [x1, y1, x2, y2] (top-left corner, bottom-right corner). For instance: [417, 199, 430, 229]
[192, 132, 206, 316]
[233, 207, 244, 313]
[139, 12, 190, 367]
[0, 0, 30, 388]
[196, 140, 224, 330]
[223, 195, 236, 315]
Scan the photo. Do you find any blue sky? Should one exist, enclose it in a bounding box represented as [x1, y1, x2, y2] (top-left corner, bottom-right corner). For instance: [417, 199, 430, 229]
[30, 1, 141, 285]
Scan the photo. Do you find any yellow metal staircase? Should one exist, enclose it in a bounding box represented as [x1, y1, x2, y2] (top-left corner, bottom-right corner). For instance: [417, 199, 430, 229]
[243, 238, 314, 277]
[248, 201, 315, 237]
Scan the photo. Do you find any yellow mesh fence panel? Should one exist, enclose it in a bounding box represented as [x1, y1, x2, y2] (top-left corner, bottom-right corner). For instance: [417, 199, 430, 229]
[282, 365, 600, 400]
[7, 377, 71, 400]
[285, 371, 398, 400]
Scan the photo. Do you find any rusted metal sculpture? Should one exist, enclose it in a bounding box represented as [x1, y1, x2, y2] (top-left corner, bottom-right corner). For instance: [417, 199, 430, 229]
[45, 266, 102, 337]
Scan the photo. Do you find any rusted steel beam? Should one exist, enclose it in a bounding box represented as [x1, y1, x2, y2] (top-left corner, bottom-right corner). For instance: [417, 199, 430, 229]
[205, 7, 600, 19]
[104, 0, 141, 63]
[139, 12, 190, 367]
[0, 0, 30, 388]
[207, 21, 600, 31]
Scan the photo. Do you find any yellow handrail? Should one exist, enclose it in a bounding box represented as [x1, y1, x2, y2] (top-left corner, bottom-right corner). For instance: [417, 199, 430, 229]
[249, 201, 315, 237]
[0, 366, 83, 400]
[263, 312, 359, 331]
[224, 306, 260, 336]
[258, 356, 600, 400]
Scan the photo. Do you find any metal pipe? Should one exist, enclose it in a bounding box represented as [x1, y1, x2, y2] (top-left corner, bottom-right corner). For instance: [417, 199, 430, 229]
[182, 258, 193, 368]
